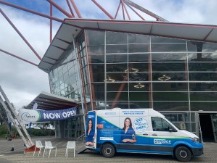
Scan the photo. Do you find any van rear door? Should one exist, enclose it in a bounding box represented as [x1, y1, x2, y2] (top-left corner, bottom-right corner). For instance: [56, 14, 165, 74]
[86, 111, 97, 149]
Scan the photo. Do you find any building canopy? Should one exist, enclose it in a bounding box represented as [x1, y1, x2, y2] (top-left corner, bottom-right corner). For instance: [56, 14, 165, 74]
[26, 92, 79, 110]
[39, 19, 217, 72]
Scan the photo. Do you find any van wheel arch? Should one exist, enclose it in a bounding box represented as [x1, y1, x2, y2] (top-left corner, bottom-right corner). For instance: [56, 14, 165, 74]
[174, 145, 193, 162]
[101, 143, 116, 158]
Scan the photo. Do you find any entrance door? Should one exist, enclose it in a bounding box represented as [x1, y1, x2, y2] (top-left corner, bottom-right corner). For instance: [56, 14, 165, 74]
[199, 114, 214, 142]
[211, 114, 217, 142]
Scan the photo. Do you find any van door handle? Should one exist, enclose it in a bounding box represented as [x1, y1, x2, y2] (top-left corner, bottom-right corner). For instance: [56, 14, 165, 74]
[152, 134, 157, 136]
[143, 133, 148, 136]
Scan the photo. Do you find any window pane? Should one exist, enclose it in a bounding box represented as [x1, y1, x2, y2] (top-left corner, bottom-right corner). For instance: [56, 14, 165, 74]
[131, 63, 148, 72]
[88, 46, 104, 55]
[106, 64, 128, 72]
[86, 30, 105, 46]
[129, 53, 149, 62]
[129, 92, 149, 101]
[191, 102, 217, 111]
[106, 45, 127, 53]
[189, 72, 217, 81]
[90, 55, 104, 63]
[129, 73, 148, 81]
[129, 82, 149, 92]
[190, 92, 217, 101]
[153, 102, 189, 111]
[106, 73, 126, 82]
[189, 62, 217, 71]
[187, 41, 217, 52]
[107, 83, 128, 92]
[190, 83, 217, 91]
[92, 64, 104, 82]
[129, 44, 149, 53]
[106, 54, 127, 63]
[153, 83, 188, 91]
[153, 92, 188, 101]
[152, 62, 186, 71]
[106, 32, 127, 44]
[151, 117, 174, 131]
[152, 53, 187, 61]
[153, 73, 186, 81]
[152, 43, 186, 52]
[128, 34, 150, 43]
[152, 36, 186, 44]
[107, 92, 128, 101]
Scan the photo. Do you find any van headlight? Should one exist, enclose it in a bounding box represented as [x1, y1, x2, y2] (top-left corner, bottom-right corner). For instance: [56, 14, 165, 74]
[191, 137, 199, 142]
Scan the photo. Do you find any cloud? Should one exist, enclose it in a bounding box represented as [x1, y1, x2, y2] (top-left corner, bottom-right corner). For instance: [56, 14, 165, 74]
[0, 6, 51, 108]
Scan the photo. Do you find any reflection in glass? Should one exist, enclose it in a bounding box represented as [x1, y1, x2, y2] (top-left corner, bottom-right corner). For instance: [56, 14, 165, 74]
[191, 102, 217, 111]
[152, 62, 185, 71]
[106, 64, 127, 72]
[128, 44, 149, 53]
[106, 54, 127, 63]
[154, 102, 189, 111]
[128, 53, 149, 62]
[104, 76, 115, 82]
[158, 74, 171, 81]
[106, 45, 127, 53]
[152, 43, 186, 52]
[153, 83, 188, 91]
[153, 92, 188, 101]
[124, 67, 139, 73]
[84, 30, 217, 112]
[134, 83, 145, 89]
[106, 31, 127, 44]
[128, 34, 150, 43]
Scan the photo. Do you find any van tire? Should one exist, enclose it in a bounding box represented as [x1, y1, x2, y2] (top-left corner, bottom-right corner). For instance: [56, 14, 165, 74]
[101, 143, 115, 158]
[175, 146, 192, 162]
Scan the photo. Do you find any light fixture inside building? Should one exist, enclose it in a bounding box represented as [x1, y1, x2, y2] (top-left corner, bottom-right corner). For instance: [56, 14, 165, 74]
[124, 67, 139, 73]
[104, 76, 115, 82]
[134, 83, 145, 88]
[158, 74, 171, 81]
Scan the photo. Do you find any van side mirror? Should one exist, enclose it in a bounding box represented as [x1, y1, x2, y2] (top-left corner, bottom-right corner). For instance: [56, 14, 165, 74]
[169, 128, 177, 132]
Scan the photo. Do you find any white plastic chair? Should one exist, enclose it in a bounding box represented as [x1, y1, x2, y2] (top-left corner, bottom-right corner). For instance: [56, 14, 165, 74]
[65, 141, 76, 157]
[43, 141, 57, 157]
[33, 140, 44, 156]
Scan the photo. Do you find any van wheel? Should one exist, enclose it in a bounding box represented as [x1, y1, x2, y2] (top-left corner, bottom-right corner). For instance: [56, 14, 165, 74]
[175, 146, 192, 162]
[101, 143, 115, 158]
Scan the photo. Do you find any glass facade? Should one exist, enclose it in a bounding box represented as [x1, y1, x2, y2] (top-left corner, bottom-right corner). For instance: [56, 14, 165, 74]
[86, 30, 217, 112]
[49, 48, 81, 101]
[48, 35, 86, 139]
[48, 29, 217, 138]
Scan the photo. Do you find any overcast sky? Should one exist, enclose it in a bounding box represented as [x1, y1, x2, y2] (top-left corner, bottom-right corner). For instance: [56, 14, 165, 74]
[0, 0, 217, 109]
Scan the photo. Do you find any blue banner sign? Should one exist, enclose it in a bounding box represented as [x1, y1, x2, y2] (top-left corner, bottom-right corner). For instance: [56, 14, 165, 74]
[19, 107, 77, 122]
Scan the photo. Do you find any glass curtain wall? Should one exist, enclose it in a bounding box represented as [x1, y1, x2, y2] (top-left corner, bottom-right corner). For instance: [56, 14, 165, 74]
[49, 49, 81, 100]
[86, 29, 217, 112]
[48, 42, 84, 139]
[188, 42, 217, 111]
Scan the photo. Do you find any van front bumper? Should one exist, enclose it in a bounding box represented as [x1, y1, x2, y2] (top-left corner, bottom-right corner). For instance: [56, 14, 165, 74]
[192, 148, 203, 156]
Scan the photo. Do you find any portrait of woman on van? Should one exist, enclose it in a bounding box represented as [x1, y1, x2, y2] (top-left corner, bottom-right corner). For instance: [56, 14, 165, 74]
[121, 117, 136, 143]
[86, 119, 95, 146]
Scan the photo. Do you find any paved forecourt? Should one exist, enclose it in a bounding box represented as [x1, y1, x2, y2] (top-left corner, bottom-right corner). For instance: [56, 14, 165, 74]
[0, 137, 216, 162]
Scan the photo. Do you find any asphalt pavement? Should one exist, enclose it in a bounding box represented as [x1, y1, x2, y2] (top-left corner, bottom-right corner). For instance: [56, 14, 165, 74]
[0, 137, 216, 162]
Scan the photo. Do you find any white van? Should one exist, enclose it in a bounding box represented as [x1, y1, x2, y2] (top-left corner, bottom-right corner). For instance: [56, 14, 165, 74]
[85, 108, 203, 162]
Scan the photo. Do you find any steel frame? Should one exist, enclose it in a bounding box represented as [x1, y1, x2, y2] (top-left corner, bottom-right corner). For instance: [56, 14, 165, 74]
[0, 0, 165, 66]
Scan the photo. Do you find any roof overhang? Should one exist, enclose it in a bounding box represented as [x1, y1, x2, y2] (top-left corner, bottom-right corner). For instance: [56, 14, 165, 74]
[26, 92, 80, 110]
[39, 19, 217, 72]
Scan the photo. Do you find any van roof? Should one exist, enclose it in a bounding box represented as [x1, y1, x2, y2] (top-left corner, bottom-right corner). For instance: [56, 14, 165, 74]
[112, 108, 154, 110]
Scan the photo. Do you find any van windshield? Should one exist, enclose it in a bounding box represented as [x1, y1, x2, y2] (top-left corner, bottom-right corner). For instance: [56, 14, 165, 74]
[151, 117, 176, 131]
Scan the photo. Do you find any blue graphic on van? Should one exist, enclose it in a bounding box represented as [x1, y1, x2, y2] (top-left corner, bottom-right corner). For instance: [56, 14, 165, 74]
[154, 139, 171, 145]
[86, 108, 203, 161]
[133, 117, 148, 133]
